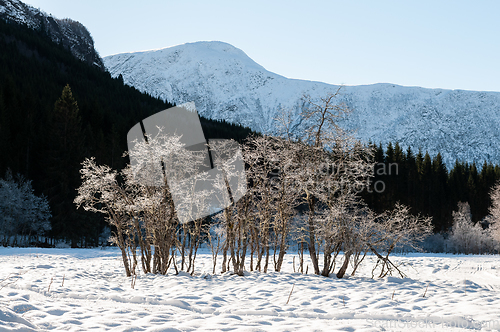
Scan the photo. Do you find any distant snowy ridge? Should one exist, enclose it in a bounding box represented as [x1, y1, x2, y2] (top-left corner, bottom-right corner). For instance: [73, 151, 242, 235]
[0, 0, 104, 70]
[103, 41, 500, 167]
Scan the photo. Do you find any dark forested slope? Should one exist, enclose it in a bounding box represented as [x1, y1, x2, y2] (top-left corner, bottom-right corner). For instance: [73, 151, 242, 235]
[0, 18, 253, 246]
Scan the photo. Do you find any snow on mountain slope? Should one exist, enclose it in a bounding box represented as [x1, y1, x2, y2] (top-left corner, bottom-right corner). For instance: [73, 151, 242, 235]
[104, 41, 500, 167]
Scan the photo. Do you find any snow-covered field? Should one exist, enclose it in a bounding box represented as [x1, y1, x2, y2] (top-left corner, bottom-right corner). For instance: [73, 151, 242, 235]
[1, 248, 500, 331]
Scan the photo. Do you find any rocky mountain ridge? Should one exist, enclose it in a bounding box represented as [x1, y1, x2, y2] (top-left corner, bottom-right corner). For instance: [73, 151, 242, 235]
[102, 41, 500, 167]
[0, 0, 104, 70]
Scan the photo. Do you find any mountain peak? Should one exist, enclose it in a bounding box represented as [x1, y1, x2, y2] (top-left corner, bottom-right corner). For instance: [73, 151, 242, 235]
[118, 41, 266, 72]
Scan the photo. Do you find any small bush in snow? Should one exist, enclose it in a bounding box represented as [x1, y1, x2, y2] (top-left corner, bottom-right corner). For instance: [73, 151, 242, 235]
[420, 233, 446, 253]
[488, 181, 500, 250]
[446, 202, 496, 254]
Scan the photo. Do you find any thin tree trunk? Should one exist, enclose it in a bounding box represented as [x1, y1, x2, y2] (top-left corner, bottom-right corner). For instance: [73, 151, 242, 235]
[336, 251, 351, 279]
[307, 215, 320, 275]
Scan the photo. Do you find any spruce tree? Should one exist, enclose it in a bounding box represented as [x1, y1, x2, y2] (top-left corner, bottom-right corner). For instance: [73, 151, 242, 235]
[416, 149, 424, 176]
[431, 153, 449, 230]
[419, 152, 433, 217]
[45, 84, 85, 246]
[375, 143, 384, 163]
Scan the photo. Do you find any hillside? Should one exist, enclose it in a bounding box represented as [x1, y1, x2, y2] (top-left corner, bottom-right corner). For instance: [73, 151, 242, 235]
[0, 0, 104, 69]
[104, 41, 500, 167]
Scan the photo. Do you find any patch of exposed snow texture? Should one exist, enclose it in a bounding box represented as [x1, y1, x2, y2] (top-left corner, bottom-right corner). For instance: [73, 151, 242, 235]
[1, 247, 500, 331]
[104, 41, 500, 168]
[0, 0, 104, 70]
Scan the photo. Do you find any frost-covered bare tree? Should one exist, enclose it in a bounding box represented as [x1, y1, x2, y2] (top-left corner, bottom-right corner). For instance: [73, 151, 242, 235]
[243, 137, 274, 272]
[369, 203, 432, 278]
[300, 88, 351, 149]
[147, 130, 215, 275]
[208, 139, 248, 275]
[74, 158, 134, 276]
[291, 88, 376, 276]
[447, 201, 496, 254]
[489, 181, 500, 249]
[0, 170, 51, 246]
[274, 105, 298, 141]
[315, 197, 377, 278]
[206, 219, 225, 274]
[449, 202, 478, 254]
[270, 90, 433, 279]
[243, 135, 300, 273]
[75, 132, 213, 276]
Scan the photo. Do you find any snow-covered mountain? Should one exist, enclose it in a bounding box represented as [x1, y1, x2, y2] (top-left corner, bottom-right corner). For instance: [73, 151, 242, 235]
[0, 0, 104, 70]
[104, 41, 500, 167]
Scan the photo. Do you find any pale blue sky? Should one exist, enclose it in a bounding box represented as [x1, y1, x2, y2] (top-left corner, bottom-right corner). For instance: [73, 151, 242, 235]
[23, 0, 500, 92]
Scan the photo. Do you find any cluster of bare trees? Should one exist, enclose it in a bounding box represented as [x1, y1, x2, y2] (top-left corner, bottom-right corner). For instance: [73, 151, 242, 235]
[446, 202, 495, 254]
[445, 183, 500, 254]
[75, 133, 211, 277]
[0, 170, 51, 246]
[201, 133, 430, 279]
[75, 91, 433, 278]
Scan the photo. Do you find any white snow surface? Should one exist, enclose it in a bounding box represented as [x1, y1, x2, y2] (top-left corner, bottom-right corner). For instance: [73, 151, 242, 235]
[104, 41, 500, 167]
[1, 247, 500, 331]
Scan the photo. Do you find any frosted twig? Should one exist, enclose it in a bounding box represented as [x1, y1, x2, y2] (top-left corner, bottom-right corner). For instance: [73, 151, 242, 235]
[47, 277, 54, 292]
[286, 284, 295, 305]
[0, 273, 22, 291]
[422, 282, 430, 297]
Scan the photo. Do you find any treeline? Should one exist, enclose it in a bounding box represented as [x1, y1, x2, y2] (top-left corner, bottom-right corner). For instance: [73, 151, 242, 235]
[362, 142, 500, 232]
[0, 18, 254, 246]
